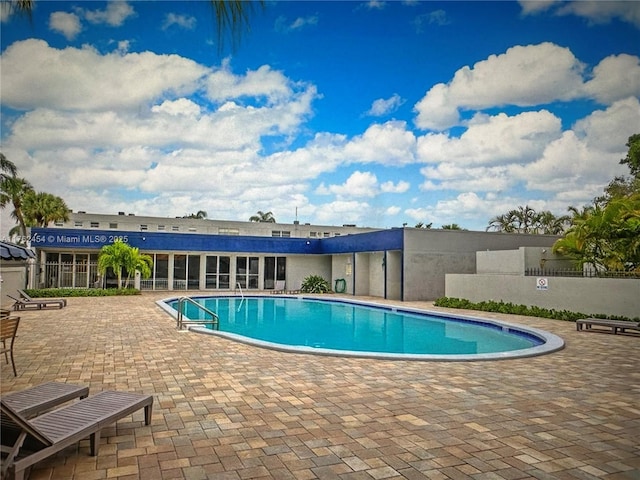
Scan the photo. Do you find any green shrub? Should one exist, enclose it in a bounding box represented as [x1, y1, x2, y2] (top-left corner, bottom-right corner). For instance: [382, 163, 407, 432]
[433, 297, 638, 322]
[24, 288, 141, 298]
[300, 275, 331, 294]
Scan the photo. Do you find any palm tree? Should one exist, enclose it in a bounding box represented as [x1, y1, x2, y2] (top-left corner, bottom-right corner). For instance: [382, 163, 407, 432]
[0, 175, 33, 242]
[536, 210, 570, 235]
[183, 210, 208, 219]
[441, 223, 463, 230]
[414, 222, 432, 229]
[249, 210, 276, 223]
[23, 191, 70, 227]
[97, 240, 131, 289]
[0, 153, 18, 179]
[122, 246, 153, 288]
[486, 213, 515, 233]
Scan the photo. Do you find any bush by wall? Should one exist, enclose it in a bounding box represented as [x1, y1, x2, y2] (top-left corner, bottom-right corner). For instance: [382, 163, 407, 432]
[433, 297, 638, 322]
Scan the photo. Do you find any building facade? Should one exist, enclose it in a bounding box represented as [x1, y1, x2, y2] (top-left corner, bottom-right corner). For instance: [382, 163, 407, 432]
[28, 212, 561, 301]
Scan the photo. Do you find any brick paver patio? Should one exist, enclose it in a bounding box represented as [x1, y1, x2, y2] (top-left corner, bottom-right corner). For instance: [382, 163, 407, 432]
[1, 293, 638, 480]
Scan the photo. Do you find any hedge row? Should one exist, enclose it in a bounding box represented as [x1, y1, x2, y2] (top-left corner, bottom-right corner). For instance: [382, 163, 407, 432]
[24, 288, 141, 298]
[433, 297, 638, 322]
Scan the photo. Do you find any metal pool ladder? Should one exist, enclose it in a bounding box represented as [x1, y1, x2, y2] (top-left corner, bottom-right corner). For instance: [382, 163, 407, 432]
[176, 297, 219, 331]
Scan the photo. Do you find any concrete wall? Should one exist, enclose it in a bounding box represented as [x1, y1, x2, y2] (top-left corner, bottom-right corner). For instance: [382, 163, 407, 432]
[445, 274, 640, 319]
[477, 247, 573, 274]
[331, 254, 353, 294]
[386, 251, 402, 300]
[368, 252, 385, 298]
[287, 255, 331, 292]
[402, 229, 559, 301]
[0, 261, 29, 308]
[354, 253, 370, 296]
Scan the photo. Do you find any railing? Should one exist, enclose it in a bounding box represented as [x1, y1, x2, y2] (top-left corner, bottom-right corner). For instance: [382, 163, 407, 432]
[525, 268, 640, 279]
[235, 282, 245, 311]
[176, 296, 219, 331]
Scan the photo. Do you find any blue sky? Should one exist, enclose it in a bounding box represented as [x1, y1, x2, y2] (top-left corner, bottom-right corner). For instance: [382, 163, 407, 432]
[1, 1, 639, 233]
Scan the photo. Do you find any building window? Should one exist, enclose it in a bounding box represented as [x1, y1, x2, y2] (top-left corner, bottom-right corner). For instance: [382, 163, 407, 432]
[324, 232, 330, 238]
[90, 222, 99, 228]
[272, 230, 280, 237]
[205, 256, 230, 289]
[219, 228, 239, 235]
[109, 223, 118, 229]
[172, 226, 179, 231]
[54, 221, 64, 227]
[309, 232, 317, 237]
[188, 227, 196, 232]
[140, 225, 148, 231]
[157, 225, 165, 231]
[281, 231, 291, 238]
[75, 221, 83, 227]
[236, 256, 259, 289]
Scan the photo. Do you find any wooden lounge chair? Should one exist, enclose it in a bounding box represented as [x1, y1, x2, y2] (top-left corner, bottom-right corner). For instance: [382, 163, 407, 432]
[576, 318, 640, 335]
[0, 317, 19, 377]
[2, 382, 89, 419]
[18, 290, 67, 307]
[8, 295, 65, 311]
[1, 390, 153, 480]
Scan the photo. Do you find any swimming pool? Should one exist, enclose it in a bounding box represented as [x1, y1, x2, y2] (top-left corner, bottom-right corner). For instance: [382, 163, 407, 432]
[159, 296, 564, 361]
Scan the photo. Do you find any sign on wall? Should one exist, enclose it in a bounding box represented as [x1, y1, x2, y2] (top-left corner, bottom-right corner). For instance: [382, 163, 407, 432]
[536, 277, 549, 291]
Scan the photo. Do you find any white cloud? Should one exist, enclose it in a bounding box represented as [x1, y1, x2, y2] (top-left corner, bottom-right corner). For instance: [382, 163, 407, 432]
[343, 121, 417, 165]
[381, 180, 410, 193]
[49, 12, 82, 40]
[151, 99, 202, 117]
[275, 15, 319, 33]
[316, 171, 379, 198]
[0, 40, 207, 111]
[516, 98, 639, 192]
[584, 54, 640, 104]
[206, 62, 297, 105]
[414, 43, 585, 130]
[518, 1, 559, 15]
[556, 1, 640, 28]
[314, 200, 373, 225]
[366, 94, 405, 116]
[82, 1, 135, 27]
[417, 110, 562, 166]
[162, 13, 196, 31]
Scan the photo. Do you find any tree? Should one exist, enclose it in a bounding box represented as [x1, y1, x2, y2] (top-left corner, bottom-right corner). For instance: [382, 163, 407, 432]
[0, 174, 33, 242]
[0, 153, 18, 179]
[620, 133, 640, 179]
[553, 194, 640, 272]
[249, 210, 275, 223]
[596, 134, 640, 206]
[22, 191, 70, 227]
[486, 213, 516, 233]
[553, 136, 640, 273]
[183, 210, 208, 219]
[441, 223, 463, 230]
[414, 222, 432, 229]
[486, 206, 568, 234]
[98, 240, 133, 289]
[122, 246, 153, 288]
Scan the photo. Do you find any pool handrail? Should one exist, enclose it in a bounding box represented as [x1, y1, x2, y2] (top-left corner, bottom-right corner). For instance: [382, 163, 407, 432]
[176, 296, 219, 331]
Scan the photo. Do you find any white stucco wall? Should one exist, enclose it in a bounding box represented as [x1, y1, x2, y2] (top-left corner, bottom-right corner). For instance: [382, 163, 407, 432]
[445, 274, 640, 319]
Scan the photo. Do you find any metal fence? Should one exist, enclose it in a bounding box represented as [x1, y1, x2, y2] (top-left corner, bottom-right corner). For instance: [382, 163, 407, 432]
[525, 267, 640, 279]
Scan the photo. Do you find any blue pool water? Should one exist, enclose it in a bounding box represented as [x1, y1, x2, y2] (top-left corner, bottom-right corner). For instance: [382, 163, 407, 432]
[162, 296, 564, 361]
